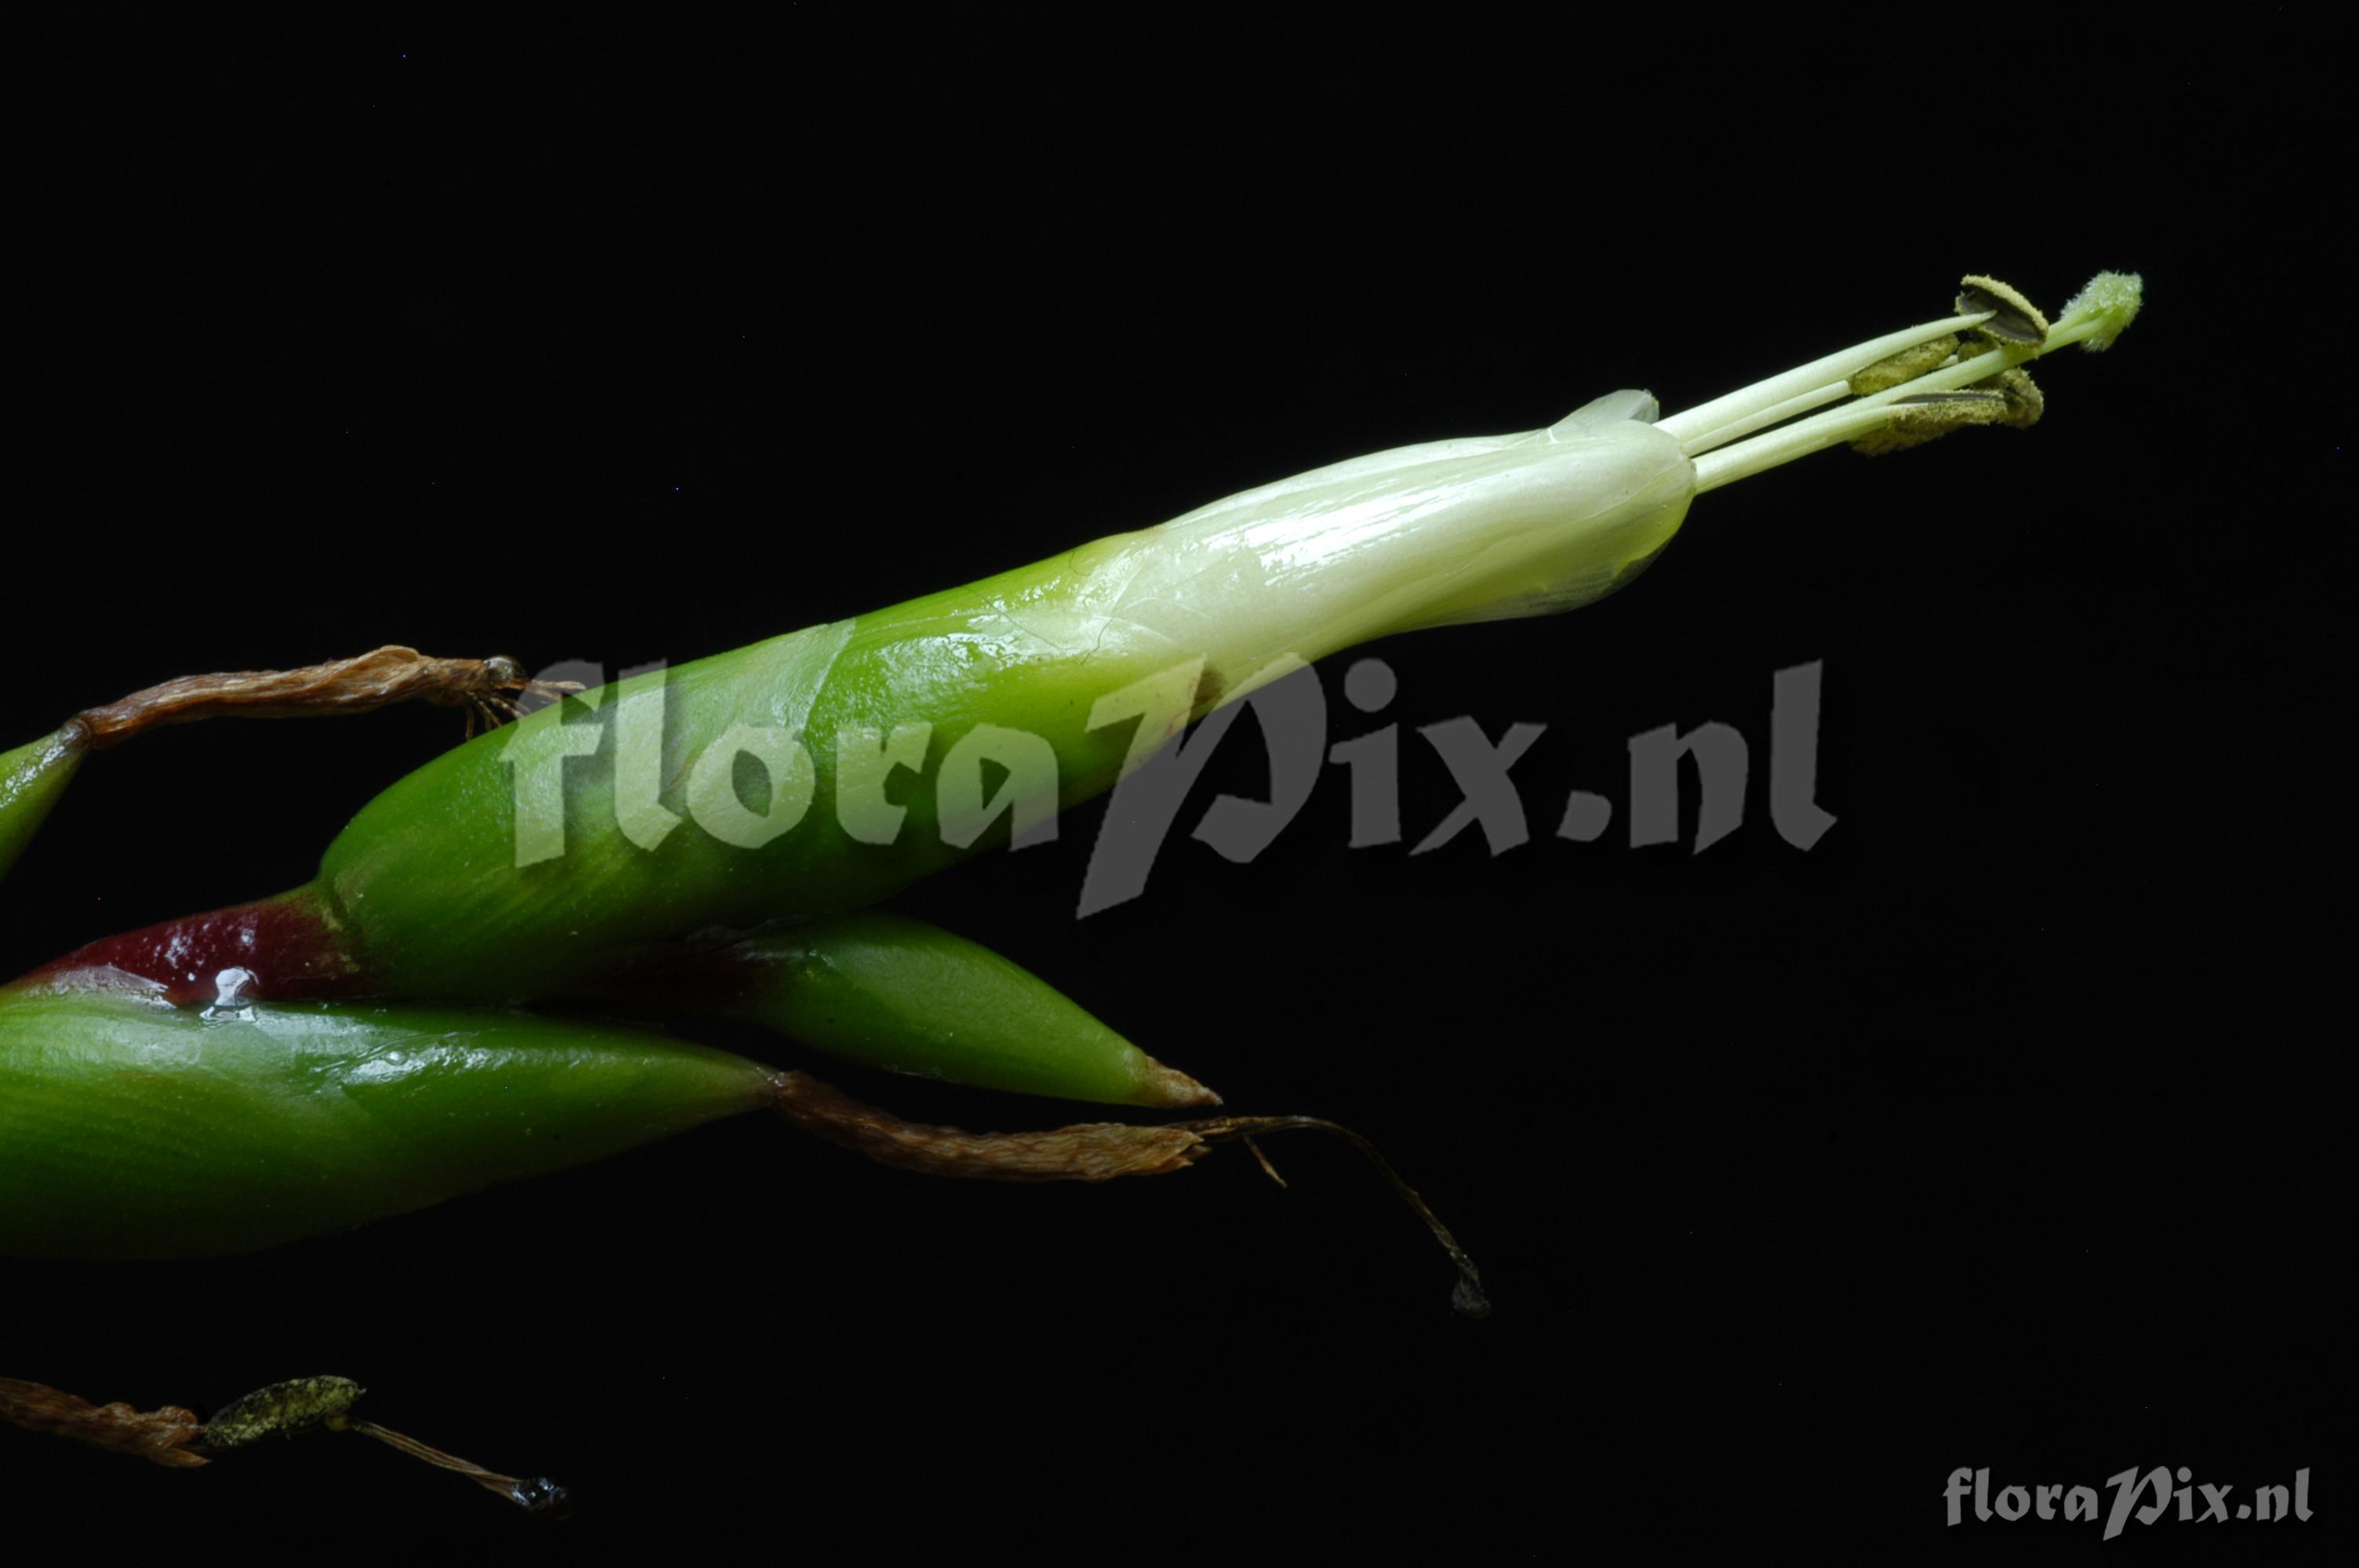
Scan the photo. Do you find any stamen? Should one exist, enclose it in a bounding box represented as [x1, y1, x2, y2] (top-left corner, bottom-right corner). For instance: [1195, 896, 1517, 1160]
[1956, 275, 2049, 344]
[1689, 272, 2142, 492]
[1657, 310, 1994, 454]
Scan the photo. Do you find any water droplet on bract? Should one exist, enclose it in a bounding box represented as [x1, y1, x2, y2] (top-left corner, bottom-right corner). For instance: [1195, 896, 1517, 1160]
[202, 966, 260, 1022]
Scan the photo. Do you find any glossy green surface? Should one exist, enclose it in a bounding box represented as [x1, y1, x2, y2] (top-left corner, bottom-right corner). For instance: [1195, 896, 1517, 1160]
[0, 731, 81, 884]
[314, 558, 1190, 1000]
[311, 416, 1692, 1003]
[714, 913, 1205, 1108]
[0, 984, 773, 1259]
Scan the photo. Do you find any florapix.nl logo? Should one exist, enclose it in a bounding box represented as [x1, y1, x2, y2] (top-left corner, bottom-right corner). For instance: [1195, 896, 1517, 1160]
[501, 644, 1838, 916]
[1945, 1465, 2314, 1539]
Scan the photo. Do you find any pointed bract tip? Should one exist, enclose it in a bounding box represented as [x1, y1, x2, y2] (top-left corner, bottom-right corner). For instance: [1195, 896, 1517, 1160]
[1136, 1058, 1223, 1109]
[0, 729, 88, 882]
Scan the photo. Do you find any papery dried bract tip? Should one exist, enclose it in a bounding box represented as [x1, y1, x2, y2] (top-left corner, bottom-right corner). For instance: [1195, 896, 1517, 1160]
[0, 1377, 209, 1468]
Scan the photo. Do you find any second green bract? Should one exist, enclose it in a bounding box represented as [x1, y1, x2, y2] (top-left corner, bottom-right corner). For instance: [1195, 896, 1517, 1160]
[0, 984, 772, 1258]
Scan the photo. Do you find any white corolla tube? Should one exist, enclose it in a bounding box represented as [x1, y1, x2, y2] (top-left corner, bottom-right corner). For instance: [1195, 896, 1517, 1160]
[1030, 271, 2143, 697]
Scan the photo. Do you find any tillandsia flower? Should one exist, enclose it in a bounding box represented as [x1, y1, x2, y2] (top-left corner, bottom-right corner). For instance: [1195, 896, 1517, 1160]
[6, 272, 2146, 996]
[0, 269, 2142, 1503]
[1, 271, 2143, 1254]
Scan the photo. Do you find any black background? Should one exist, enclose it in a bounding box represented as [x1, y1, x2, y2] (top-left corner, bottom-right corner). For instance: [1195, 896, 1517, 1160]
[5, 23, 2345, 1559]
